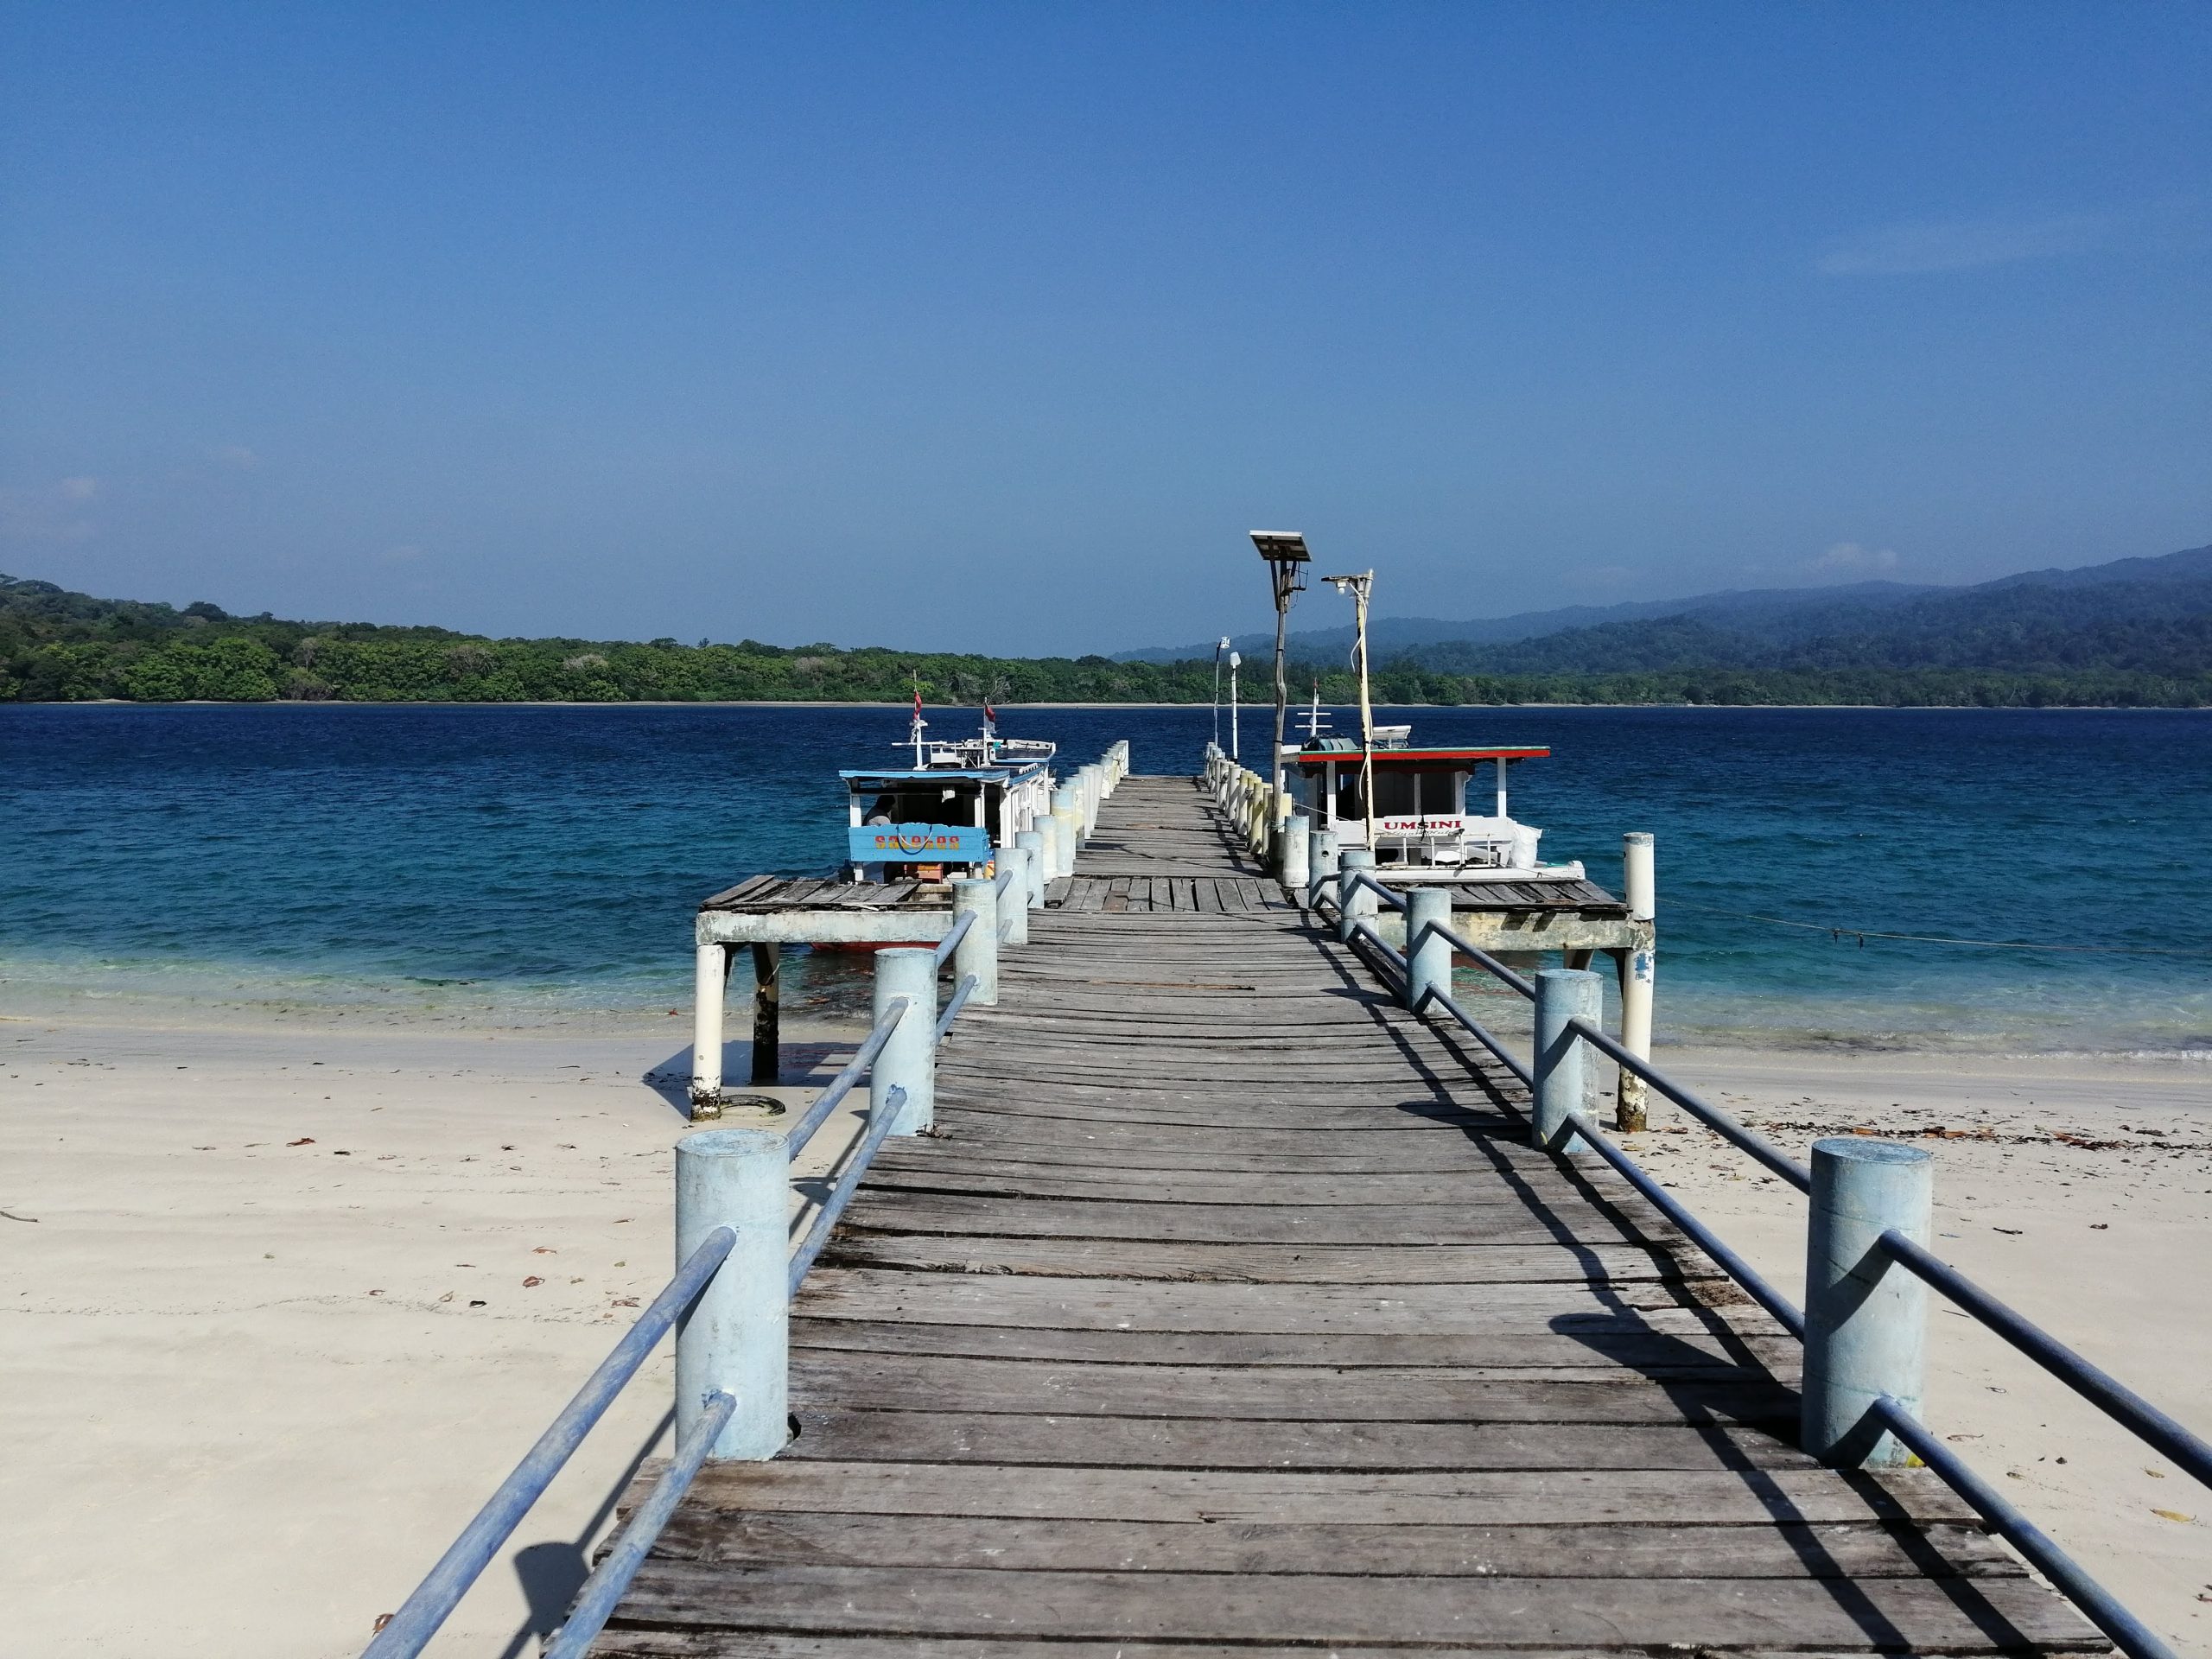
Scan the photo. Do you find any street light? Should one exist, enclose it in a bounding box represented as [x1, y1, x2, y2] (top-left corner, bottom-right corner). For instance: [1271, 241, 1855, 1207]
[1211, 635, 1230, 751]
[1228, 652, 1242, 762]
[1321, 569, 1375, 860]
[1249, 531, 1309, 823]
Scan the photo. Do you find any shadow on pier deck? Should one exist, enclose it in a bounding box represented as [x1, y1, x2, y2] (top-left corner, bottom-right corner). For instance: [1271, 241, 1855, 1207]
[595, 776, 2100, 1656]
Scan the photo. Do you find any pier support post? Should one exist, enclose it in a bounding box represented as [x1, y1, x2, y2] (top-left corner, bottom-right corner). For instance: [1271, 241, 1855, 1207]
[998, 849, 1031, 947]
[873, 948, 936, 1135]
[1015, 830, 1045, 907]
[1280, 814, 1310, 899]
[1532, 969, 1601, 1155]
[952, 877, 1000, 1006]
[674, 1128, 786, 1459]
[1803, 1139, 1932, 1469]
[1309, 829, 1339, 911]
[1337, 849, 1376, 944]
[749, 943, 781, 1085]
[1617, 832, 1656, 1132]
[1035, 814, 1061, 882]
[1405, 887, 1452, 1012]
[690, 942, 728, 1116]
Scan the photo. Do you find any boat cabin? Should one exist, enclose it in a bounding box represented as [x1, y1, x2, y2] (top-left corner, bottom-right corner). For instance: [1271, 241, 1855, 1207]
[843, 728, 1057, 884]
[1287, 732, 1557, 872]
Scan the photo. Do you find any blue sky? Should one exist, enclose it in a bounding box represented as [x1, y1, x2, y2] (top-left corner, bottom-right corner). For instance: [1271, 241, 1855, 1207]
[3, 3, 2207, 655]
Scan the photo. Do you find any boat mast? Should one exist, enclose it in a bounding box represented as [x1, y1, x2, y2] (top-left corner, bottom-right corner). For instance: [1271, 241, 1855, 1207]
[1323, 570, 1376, 857]
[909, 676, 927, 768]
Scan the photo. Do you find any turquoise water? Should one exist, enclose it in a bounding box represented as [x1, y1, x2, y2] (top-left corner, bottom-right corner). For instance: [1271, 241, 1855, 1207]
[3, 703, 2209, 1052]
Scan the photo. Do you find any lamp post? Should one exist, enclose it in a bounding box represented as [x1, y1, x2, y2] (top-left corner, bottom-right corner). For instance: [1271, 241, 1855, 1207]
[1211, 635, 1230, 751]
[1322, 570, 1376, 858]
[1249, 532, 1310, 819]
[1228, 652, 1242, 762]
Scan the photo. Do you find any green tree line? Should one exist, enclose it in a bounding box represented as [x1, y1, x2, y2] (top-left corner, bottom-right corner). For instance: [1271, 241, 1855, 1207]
[4, 574, 2207, 708]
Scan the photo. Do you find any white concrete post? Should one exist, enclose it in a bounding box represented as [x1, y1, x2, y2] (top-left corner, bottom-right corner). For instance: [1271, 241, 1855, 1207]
[1015, 830, 1045, 908]
[1618, 832, 1656, 1130]
[1338, 848, 1376, 943]
[1310, 827, 1340, 910]
[674, 1128, 786, 1459]
[1035, 814, 1061, 882]
[690, 942, 728, 1115]
[952, 877, 999, 1006]
[1532, 968, 1601, 1155]
[873, 948, 936, 1135]
[1405, 887, 1453, 1012]
[1281, 814, 1311, 898]
[1000, 848, 1032, 946]
[1803, 1139, 1932, 1468]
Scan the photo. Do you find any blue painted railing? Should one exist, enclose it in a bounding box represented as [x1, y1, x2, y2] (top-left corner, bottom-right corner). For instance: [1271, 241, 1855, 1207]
[1311, 861, 2208, 1659]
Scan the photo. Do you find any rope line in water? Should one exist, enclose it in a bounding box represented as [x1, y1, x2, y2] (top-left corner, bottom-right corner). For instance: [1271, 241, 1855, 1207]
[1663, 899, 2212, 957]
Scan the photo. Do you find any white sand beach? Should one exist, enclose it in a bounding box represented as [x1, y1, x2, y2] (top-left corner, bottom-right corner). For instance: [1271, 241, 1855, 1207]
[3, 1012, 2208, 1656]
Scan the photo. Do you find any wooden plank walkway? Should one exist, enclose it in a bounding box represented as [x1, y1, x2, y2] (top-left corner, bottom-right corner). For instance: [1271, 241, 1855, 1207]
[599, 776, 2101, 1656]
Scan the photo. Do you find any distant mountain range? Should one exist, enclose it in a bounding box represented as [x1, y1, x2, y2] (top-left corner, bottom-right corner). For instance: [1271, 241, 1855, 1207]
[1117, 545, 2212, 678]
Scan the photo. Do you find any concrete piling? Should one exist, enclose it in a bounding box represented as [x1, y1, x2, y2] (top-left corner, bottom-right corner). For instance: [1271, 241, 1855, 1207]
[673, 1128, 787, 1459]
[1803, 1139, 1932, 1468]
[1405, 887, 1452, 1012]
[872, 948, 936, 1135]
[1533, 969, 1602, 1155]
[951, 877, 1000, 1005]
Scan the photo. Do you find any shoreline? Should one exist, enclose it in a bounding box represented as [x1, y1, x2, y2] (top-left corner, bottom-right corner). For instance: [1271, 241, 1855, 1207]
[10, 699, 2211, 712]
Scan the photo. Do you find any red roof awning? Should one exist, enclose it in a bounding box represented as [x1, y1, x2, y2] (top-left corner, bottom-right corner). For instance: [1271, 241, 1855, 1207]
[1294, 746, 1548, 766]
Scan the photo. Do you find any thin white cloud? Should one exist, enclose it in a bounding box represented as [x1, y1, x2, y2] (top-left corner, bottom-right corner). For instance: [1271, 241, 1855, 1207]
[1812, 541, 1899, 574]
[1817, 213, 2104, 276]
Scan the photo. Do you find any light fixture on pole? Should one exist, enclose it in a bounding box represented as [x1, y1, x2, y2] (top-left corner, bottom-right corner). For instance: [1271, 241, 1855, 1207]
[1228, 652, 1242, 762]
[1321, 570, 1376, 858]
[1211, 636, 1230, 751]
[1248, 531, 1309, 822]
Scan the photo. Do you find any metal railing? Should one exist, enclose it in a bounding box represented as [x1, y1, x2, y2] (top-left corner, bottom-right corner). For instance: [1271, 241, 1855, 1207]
[357, 744, 1146, 1656]
[1297, 848, 2209, 1659]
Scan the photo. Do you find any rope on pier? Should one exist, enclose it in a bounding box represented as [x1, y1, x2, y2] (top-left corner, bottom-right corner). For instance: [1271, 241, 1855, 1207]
[1665, 899, 2212, 957]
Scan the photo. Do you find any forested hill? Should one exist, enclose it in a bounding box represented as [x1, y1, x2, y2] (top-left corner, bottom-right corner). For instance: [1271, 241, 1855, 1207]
[3, 552, 2209, 708]
[1365, 544, 2212, 680]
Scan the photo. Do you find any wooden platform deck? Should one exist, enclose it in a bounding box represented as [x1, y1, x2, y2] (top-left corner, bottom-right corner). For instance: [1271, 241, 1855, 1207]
[599, 776, 2099, 1656]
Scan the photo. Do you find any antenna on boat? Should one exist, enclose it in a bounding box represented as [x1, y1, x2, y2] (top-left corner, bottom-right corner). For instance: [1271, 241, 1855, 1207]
[1297, 680, 1330, 743]
[909, 676, 928, 767]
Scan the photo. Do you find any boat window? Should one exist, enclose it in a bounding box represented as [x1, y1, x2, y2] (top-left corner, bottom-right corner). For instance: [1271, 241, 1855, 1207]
[1371, 771, 1419, 817]
[1415, 768, 1460, 815]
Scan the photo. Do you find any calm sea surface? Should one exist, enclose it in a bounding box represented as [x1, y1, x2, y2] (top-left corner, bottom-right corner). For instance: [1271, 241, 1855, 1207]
[3, 703, 2209, 1052]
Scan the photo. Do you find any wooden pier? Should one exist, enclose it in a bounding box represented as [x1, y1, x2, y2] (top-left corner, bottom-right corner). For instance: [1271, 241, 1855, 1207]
[600, 775, 2098, 1655]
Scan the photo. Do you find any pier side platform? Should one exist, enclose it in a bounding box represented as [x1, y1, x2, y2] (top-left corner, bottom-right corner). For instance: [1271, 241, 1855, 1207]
[597, 775, 2099, 1655]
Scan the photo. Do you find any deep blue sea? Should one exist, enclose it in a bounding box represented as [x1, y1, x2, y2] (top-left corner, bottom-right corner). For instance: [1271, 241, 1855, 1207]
[3, 703, 2209, 1052]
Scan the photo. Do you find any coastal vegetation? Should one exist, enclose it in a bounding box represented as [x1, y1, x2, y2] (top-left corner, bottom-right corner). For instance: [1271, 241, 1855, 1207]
[3, 570, 2208, 708]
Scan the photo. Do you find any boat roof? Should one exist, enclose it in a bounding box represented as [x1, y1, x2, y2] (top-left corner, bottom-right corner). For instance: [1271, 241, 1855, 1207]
[841, 763, 1048, 785]
[1294, 744, 1549, 764]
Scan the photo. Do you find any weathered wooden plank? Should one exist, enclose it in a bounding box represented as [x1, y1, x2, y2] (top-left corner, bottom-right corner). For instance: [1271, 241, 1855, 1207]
[777, 1408, 1816, 1473]
[787, 1355, 1796, 1424]
[788, 1317, 1798, 1375]
[683, 1460, 1976, 1526]
[833, 1192, 1678, 1246]
[699, 872, 782, 909]
[603, 1566, 2098, 1649]
[644, 1509, 2014, 1576]
[596, 1637, 2049, 1659]
[817, 1235, 1714, 1284]
[793, 1273, 1765, 1337]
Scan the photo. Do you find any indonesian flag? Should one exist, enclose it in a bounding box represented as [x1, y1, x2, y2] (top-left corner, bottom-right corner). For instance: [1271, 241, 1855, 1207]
[984, 699, 996, 723]
[913, 687, 924, 720]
